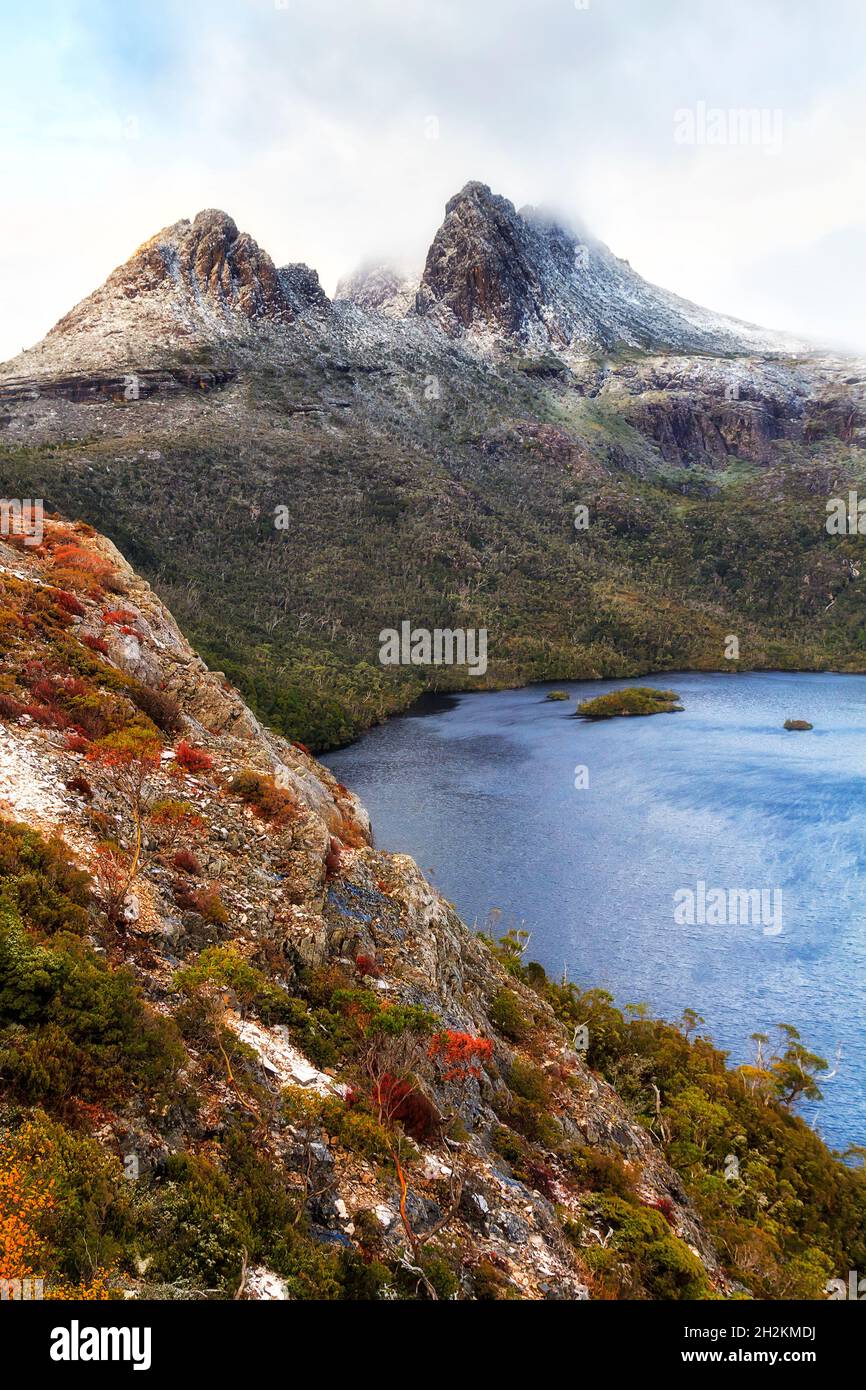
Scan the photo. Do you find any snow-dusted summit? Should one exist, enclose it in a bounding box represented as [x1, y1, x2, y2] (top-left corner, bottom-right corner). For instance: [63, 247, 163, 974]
[412, 182, 803, 356]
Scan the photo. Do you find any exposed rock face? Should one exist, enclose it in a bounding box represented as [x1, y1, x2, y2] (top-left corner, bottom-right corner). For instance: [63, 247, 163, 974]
[335, 262, 418, 318]
[414, 181, 804, 357]
[22, 211, 330, 374]
[278, 261, 331, 316]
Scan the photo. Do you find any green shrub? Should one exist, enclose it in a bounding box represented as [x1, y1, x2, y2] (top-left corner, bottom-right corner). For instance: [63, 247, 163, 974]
[321, 1097, 392, 1162]
[7, 1111, 135, 1282]
[174, 945, 292, 1021]
[504, 1096, 561, 1148]
[563, 1144, 637, 1198]
[507, 1058, 550, 1104]
[568, 1194, 712, 1299]
[576, 686, 682, 720]
[146, 1153, 250, 1287]
[489, 988, 528, 1041]
[0, 907, 183, 1106]
[0, 818, 91, 935]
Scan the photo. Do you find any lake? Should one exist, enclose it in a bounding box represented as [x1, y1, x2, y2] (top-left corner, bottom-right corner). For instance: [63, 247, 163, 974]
[324, 672, 866, 1151]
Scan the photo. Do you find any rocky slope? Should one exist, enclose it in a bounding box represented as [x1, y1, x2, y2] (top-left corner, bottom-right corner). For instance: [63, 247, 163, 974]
[0, 517, 743, 1300]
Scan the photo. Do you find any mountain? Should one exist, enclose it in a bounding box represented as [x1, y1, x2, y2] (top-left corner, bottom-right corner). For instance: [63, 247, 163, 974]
[11, 209, 329, 376]
[1, 516, 863, 1299]
[335, 261, 418, 318]
[413, 181, 803, 355]
[1, 182, 865, 752]
[5, 182, 807, 377]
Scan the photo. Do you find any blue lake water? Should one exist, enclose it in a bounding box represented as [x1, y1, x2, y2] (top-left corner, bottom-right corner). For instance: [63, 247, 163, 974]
[324, 672, 866, 1151]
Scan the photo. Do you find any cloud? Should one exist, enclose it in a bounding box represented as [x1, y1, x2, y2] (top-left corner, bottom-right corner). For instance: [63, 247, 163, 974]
[0, 0, 864, 358]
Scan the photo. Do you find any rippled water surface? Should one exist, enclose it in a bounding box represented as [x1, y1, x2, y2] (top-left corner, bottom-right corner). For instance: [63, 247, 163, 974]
[324, 673, 866, 1149]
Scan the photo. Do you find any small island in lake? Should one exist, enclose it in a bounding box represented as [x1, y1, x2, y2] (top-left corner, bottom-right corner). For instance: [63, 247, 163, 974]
[784, 718, 813, 731]
[545, 689, 570, 701]
[576, 686, 684, 720]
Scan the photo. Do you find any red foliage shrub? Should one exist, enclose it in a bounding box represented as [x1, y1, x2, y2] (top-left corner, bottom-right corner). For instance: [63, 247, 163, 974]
[355, 953, 381, 979]
[649, 1196, 676, 1226]
[0, 692, 24, 721]
[428, 1030, 493, 1083]
[52, 544, 102, 572]
[64, 732, 91, 753]
[93, 842, 131, 926]
[82, 634, 109, 656]
[172, 848, 202, 876]
[339, 816, 368, 850]
[102, 608, 138, 625]
[50, 545, 116, 589]
[54, 590, 87, 617]
[525, 1161, 557, 1200]
[20, 659, 48, 684]
[66, 774, 94, 801]
[227, 769, 300, 824]
[28, 675, 88, 704]
[325, 837, 343, 877]
[175, 739, 213, 773]
[173, 881, 228, 924]
[373, 1074, 439, 1142]
[21, 703, 69, 729]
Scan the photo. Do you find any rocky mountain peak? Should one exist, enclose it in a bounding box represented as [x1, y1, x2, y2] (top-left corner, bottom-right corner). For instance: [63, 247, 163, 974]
[415, 182, 543, 339]
[19, 210, 330, 375]
[415, 181, 801, 357]
[54, 209, 296, 331]
[335, 261, 418, 318]
[2, 179, 808, 382]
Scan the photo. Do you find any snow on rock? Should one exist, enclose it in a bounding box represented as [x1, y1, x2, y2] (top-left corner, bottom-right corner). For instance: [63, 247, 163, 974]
[0, 727, 72, 830]
[422, 1152, 452, 1181]
[244, 1266, 290, 1301]
[229, 1016, 345, 1097]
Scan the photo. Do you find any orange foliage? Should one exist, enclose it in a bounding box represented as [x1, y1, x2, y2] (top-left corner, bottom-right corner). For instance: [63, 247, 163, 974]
[0, 1130, 53, 1281]
[0, 1127, 110, 1299]
[428, 1030, 493, 1083]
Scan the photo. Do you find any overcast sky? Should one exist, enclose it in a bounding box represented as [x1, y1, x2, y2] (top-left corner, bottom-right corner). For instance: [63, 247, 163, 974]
[1, 0, 864, 360]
